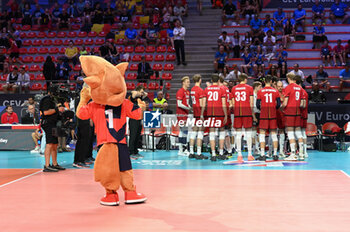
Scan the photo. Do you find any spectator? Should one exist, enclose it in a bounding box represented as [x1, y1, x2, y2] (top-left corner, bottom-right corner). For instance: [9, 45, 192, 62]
[51, 2, 61, 29]
[167, 23, 175, 49]
[56, 57, 70, 81]
[32, 3, 43, 25]
[21, 104, 39, 124]
[0, 27, 9, 48]
[263, 14, 275, 27]
[108, 42, 120, 65]
[151, 8, 161, 28]
[58, 8, 71, 30]
[312, 0, 325, 24]
[320, 40, 332, 66]
[173, 2, 186, 25]
[7, 35, 20, 65]
[263, 30, 276, 62]
[249, 14, 262, 40]
[273, 7, 285, 29]
[173, 19, 187, 65]
[43, 56, 56, 89]
[0, 54, 6, 72]
[345, 40, 350, 63]
[79, 45, 88, 55]
[253, 45, 265, 74]
[340, 63, 350, 91]
[18, 66, 30, 93]
[99, 41, 111, 61]
[65, 40, 79, 66]
[225, 64, 241, 82]
[263, 21, 275, 36]
[330, 0, 349, 24]
[1, 105, 18, 124]
[163, 7, 172, 23]
[137, 56, 153, 83]
[267, 64, 278, 76]
[40, 8, 52, 31]
[231, 30, 241, 58]
[282, 15, 295, 48]
[120, 8, 131, 28]
[76, 0, 85, 16]
[242, 1, 257, 24]
[124, 23, 138, 46]
[240, 47, 253, 74]
[146, 23, 160, 47]
[30, 126, 43, 153]
[290, 63, 305, 82]
[3, 66, 19, 93]
[82, 1, 92, 26]
[218, 31, 231, 57]
[67, 0, 77, 18]
[333, 39, 346, 66]
[153, 91, 168, 111]
[315, 64, 330, 92]
[214, 45, 228, 73]
[293, 3, 306, 32]
[312, 20, 327, 49]
[278, 62, 288, 80]
[21, 97, 39, 108]
[310, 82, 326, 103]
[22, 3, 32, 26]
[241, 31, 252, 51]
[275, 44, 288, 67]
[92, 2, 104, 24]
[104, 2, 115, 24]
[222, 0, 237, 26]
[254, 64, 265, 81]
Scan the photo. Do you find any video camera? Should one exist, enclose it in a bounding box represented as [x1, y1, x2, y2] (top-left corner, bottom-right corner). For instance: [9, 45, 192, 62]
[49, 83, 80, 104]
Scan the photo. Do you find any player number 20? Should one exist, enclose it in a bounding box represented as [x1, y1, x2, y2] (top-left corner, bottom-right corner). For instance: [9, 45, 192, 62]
[235, 92, 246, 101]
[208, 91, 219, 101]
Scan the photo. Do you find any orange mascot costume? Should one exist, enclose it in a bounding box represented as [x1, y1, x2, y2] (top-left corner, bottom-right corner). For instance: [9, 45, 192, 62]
[76, 55, 147, 206]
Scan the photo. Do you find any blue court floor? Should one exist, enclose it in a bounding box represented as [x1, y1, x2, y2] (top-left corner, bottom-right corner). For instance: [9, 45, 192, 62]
[1, 149, 350, 175]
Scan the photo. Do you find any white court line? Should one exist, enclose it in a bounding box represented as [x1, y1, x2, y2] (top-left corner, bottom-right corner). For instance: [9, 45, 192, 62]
[340, 170, 350, 178]
[0, 170, 42, 188]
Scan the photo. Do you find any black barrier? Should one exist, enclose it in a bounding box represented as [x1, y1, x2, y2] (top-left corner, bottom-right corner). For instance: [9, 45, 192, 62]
[0, 127, 36, 150]
[309, 103, 350, 127]
[262, 0, 349, 8]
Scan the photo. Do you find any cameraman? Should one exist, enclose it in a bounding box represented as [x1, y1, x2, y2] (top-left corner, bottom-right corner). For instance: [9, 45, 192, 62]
[57, 103, 74, 153]
[39, 87, 66, 172]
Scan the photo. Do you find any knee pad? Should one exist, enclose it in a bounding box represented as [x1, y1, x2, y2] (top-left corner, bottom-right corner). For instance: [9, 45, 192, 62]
[259, 134, 265, 143]
[219, 130, 226, 140]
[287, 131, 295, 140]
[209, 132, 216, 141]
[197, 131, 204, 140]
[295, 129, 303, 140]
[189, 131, 197, 140]
[271, 133, 278, 142]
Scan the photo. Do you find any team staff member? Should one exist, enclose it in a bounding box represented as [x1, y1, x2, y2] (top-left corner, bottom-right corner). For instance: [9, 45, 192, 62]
[298, 76, 309, 159]
[152, 91, 168, 111]
[1, 105, 19, 124]
[39, 87, 66, 172]
[276, 81, 286, 157]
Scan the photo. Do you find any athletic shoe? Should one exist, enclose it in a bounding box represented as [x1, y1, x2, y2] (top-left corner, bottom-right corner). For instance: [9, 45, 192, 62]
[227, 153, 233, 158]
[248, 155, 255, 161]
[100, 193, 119, 206]
[304, 153, 308, 158]
[85, 159, 93, 165]
[210, 156, 217, 161]
[58, 147, 63, 153]
[256, 156, 266, 161]
[50, 164, 66, 170]
[125, 189, 147, 204]
[195, 154, 208, 160]
[279, 152, 286, 158]
[284, 154, 298, 161]
[43, 165, 58, 172]
[237, 155, 243, 163]
[73, 162, 90, 168]
[183, 150, 190, 156]
[218, 155, 228, 160]
[299, 154, 305, 161]
[273, 155, 279, 161]
[130, 154, 139, 160]
[90, 157, 95, 161]
[188, 153, 196, 159]
[30, 146, 40, 153]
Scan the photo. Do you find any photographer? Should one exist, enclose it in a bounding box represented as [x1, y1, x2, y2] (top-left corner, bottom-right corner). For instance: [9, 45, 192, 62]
[39, 87, 66, 172]
[57, 103, 74, 153]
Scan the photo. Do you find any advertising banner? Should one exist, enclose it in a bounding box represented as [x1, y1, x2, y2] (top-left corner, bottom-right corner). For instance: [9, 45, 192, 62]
[263, 0, 350, 9]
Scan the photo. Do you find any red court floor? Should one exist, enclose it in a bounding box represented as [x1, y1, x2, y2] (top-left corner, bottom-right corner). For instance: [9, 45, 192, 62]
[1, 169, 350, 232]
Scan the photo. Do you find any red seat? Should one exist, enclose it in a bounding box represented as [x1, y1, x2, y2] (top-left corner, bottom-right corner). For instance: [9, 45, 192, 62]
[129, 64, 138, 71]
[42, 83, 47, 90]
[117, 46, 123, 53]
[115, 38, 124, 45]
[14, 25, 21, 31]
[57, 31, 66, 38]
[107, 38, 114, 44]
[32, 40, 42, 46]
[29, 73, 35, 80]
[47, 32, 57, 38]
[53, 39, 63, 46]
[49, 47, 59, 54]
[162, 73, 172, 80]
[1, 74, 7, 81]
[166, 54, 176, 61]
[19, 47, 27, 54]
[34, 56, 45, 63]
[98, 31, 107, 37]
[75, 39, 84, 45]
[146, 46, 155, 53]
[19, 32, 27, 38]
[22, 25, 31, 31]
[167, 46, 175, 53]
[148, 82, 159, 90]
[73, 64, 81, 71]
[165, 82, 171, 90]
[37, 32, 46, 38]
[133, 22, 140, 29]
[22, 40, 32, 46]
[84, 38, 94, 45]
[132, 55, 142, 62]
[306, 123, 318, 137]
[322, 122, 341, 137]
[38, 47, 48, 54]
[59, 47, 66, 54]
[0, 48, 6, 54]
[27, 32, 36, 38]
[137, 82, 147, 89]
[162, 22, 170, 29]
[126, 73, 137, 80]
[125, 46, 134, 53]
[153, 64, 163, 71]
[126, 82, 135, 90]
[163, 63, 174, 71]
[150, 74, 158, 80]
[30, 83, 41, 91]
[145, 54, 153, 62]
[156, 46, 166, 53]
[23, 56, 33, 63]
[160, 37, 167, 44]
[63, 39, 70, 46]
[88, 31, 97, 37]
[95, 38, 104, 45]
[20, 65, 29, 71]
[344, 122, 350, 136]
[0, 83, 3, 91]
[43, 40, 52, 46]
[142, 23, 149, 29]
[36, 73, 45, 80]
[78, 31, 87, 37]
[135, 46, 145, 53]
[29, 65, 40, 72]
[68, 31, 77, 38]
[72, 25, 80, 30]
[155, 54, 164, 61]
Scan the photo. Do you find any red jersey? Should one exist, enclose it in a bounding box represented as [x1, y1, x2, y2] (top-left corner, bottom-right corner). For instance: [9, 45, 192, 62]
[1, 112, 19, 124]
[231, 83, 253, 117]
[301, 88, 308, 119]
[190, 85, 204, 117]
[284, 83, 303, 116]
[333, 45, 344, 53]
[176, 88, 190, 118]
[78, 99, 142, 146]
[204, 84, 226, 116]
[221, 85, 231, 111]
[257, 86, 280, 119]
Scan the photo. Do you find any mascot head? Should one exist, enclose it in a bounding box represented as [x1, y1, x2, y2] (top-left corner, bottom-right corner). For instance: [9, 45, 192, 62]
[79, 55, 128, 107]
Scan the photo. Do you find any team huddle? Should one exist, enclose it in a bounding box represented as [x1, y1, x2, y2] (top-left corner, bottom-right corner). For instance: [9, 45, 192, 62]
[176, 72, 308, 162]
